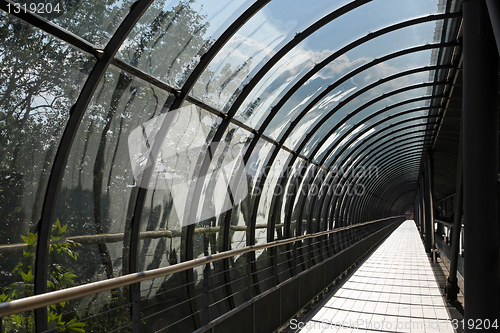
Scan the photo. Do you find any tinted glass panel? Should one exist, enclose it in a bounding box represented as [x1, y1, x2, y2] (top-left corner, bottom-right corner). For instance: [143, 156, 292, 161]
[277, 21, 448, 147]
[15, 0, 136, 47]
[234, 0, 445, 131]
[0, 13, 94, 331]
[118, 0, 254, 88]
[190, 0, 351, 111]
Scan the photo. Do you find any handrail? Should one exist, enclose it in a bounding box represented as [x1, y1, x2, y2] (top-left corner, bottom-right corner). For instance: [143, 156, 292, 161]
[0, 216, 403, 317]
[435, 218, 463, 229]
[0, 223, 281, 253]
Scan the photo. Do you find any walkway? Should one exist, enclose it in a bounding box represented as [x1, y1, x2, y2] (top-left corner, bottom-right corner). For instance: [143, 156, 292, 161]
[292, 220, 455, 333]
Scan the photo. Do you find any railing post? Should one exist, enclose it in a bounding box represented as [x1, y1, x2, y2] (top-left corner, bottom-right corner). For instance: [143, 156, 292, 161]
[446, 121, 463, 302]
[420, 176, 427, 244]
[424, 154, 434, 254]
[463, 0, 500, 327]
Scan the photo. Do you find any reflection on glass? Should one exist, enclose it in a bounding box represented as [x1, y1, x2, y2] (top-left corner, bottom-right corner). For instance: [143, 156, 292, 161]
[137, 102, 220, 332]
[190, 0, 350, 111]
[0, 13, 94, 331]
[329, 119, 428, 170]
[299, 84, 432, 160]
[323, 110, 430, 167]
[15, 0, 136, 47]
[119, 0, 253, 88]
[52, 65, 174, 331]
[276, 21, 447, 147]
[235, 0, 445, 132]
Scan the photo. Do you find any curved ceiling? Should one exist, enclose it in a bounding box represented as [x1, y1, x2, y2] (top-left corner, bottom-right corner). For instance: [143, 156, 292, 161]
[0, 0, 465, 311]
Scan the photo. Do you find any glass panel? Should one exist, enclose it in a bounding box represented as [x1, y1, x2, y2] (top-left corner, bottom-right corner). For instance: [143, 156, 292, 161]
[0, 13, 94, 331]
[136, 102, 220, 275]
[190, 0, 352, 111]
[276, 20, 449, 146]
[194, 125, 253, 236]
[118, 0, 254, 88]
[299, 85, 432, 158]
[195, 124, 253, 321]
[344, 145, 425, 181]
[246, 140, 275, 191]
[331, 118, 429, 169]
[317, 172, 334, 232]
[331, 120, 428, 170]
[281, 158, 306, 236]
[14, 0, 136, 47]
[303, 169, 326, 235]
[255, 147, 290, 292]
[127, 101, 222, 324]
[276, 157, 305, 282]
[0, 11, 95, 332]
[318, 102, 431, 164]
[292, 164, 317, 273]
[228, 138, 274, 306]
[51, 65, 174, 330]
[235, 0, 446, 130]
[256, 149, 291, 246]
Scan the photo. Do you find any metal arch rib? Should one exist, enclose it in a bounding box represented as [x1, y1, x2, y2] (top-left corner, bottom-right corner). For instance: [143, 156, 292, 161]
[333, 130, 434, 174]
[250, 87, 441, 243]
[245, 15, 459, 158]
[346, 140, 432, 184]
[356, 151, 429, 195]
[338, 144, 432, 200]
[319, 106, 437, 167]
[175, 0, 373, 293]
[0, 0, 99, 56]
[300, 80, 445, 160]
[326, 114, 436, 170]
[364, 169, 422, 209]
[123, 0, 271, 318]
[310, 64, 452, 164]
[358, 163, 422, 220]
[322, 120, 435, 209]
[321, 98, 437, 168]
[34, 0, 155, 330]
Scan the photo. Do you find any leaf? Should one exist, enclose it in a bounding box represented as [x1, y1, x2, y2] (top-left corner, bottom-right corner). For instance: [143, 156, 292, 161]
[0, 293, 9, 302]
[65, 318, 86, 333]
[21, 232, 37, 246]
[53, 218, 67, 234]
[20, 270, 34, 283]
[23, 250, 36, 258]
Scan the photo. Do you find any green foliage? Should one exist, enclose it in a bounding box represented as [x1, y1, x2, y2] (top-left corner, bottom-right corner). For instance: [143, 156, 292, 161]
[1, 219, 84, 332]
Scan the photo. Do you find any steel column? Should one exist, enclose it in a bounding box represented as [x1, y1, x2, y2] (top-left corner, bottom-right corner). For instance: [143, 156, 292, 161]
[446, 121, 463, 302]
[463, 0, 500, 327]
[424, 153, 435, 253]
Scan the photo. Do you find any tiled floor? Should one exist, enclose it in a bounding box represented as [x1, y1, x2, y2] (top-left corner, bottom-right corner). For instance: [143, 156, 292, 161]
[295, 220, 455, 333]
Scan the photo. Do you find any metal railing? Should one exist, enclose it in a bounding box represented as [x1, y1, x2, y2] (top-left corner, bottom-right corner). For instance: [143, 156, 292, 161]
[0, 216, 403, 319]
[0, 223, 279, 253]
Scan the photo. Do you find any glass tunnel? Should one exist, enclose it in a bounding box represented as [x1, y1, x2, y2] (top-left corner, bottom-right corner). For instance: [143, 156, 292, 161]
[0, 0, 499, 332]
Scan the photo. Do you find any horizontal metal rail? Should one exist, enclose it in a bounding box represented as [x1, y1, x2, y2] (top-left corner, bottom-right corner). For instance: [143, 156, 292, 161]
[0, 216, 403, 317]
[435, 218, 463, 229]
[0, 223, 280, 253]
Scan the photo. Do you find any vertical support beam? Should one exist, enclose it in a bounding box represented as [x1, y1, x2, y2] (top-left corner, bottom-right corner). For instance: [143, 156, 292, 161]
[420, 176, 427, 242]
[424, 153, 434, 253]
[447, 121, 463, 302]
[463, 0, 500, 327]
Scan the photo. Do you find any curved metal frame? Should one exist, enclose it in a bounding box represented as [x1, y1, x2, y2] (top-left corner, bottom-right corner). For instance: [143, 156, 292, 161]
[0, 0, 465, 330]
[355, 155, 427, 218]
[344, 149, 429, 221]
[338, 150, 427, 225]
[357, 167, 420, 222]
